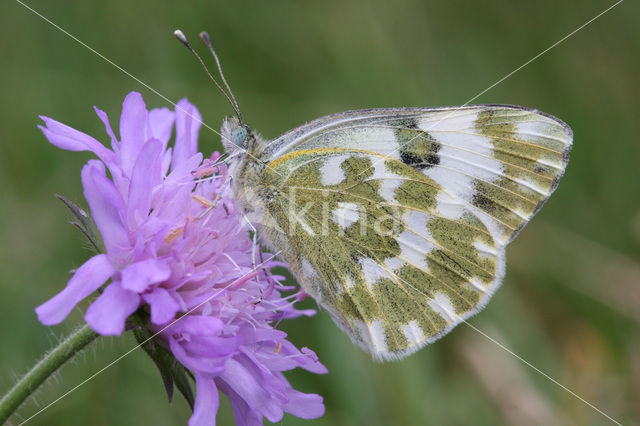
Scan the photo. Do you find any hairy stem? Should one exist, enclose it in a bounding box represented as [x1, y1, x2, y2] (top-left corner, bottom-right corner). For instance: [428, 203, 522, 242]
[0, 324, 98, 424]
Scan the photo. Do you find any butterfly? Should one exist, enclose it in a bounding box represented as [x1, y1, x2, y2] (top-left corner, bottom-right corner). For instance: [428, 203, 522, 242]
[222, 105, 572, 361]
[176, 31, 573, 361]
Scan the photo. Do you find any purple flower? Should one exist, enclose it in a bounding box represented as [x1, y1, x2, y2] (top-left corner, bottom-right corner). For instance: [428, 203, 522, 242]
[35, 92, 326, 425]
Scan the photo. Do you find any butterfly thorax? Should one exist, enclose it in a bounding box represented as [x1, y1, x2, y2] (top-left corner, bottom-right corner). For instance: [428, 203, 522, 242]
[221, 117, 272, 221]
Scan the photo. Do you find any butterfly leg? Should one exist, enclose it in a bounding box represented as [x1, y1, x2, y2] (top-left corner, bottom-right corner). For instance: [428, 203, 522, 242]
[198, 175, 232, 220]
[242, 213, 264, 300]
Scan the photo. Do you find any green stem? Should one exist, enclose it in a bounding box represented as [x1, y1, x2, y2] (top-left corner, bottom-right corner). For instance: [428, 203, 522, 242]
[0, 324, 98, 424]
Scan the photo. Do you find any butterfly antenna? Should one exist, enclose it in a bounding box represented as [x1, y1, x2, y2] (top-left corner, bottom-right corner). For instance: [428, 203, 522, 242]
[173, 30, 243, 122]
[199, 31, 244, 125]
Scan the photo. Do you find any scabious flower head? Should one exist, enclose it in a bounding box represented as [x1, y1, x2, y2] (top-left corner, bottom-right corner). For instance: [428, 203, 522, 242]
[35, 91, 326, 425]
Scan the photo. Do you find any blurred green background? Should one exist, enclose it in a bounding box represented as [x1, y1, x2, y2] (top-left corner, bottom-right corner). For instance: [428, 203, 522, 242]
[1, 0, 639, 424]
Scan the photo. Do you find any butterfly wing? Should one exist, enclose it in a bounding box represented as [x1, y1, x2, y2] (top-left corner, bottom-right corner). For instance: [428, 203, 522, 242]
[256, 105, 572, 360]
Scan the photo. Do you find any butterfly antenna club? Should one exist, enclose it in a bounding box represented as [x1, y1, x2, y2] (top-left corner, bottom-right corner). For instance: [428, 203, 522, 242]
[173, 29, 243, 123]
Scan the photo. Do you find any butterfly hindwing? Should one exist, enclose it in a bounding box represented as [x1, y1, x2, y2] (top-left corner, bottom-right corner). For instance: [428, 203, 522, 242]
[258, 148, 503, 360]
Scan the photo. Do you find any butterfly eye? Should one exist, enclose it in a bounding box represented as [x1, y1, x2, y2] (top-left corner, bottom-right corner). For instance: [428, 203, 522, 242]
[231, 127, 248, 146]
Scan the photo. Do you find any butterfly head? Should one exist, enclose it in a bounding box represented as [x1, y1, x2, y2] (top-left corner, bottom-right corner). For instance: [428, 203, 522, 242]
[231, 126, 248, 147]
[221, 116, 251, 153]
[221, 116, 268, 161]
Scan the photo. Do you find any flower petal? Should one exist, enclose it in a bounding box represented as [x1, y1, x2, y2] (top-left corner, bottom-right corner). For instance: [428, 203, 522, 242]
[121, 258, 171, 293]
[142, 288, 180, 324]
[167, 316, 240, 374]
[148, 107, 175, 150]
[35, 254, 114, 325]
[247, 341, 327, 375]
[221, 358, 283, 422]
[166, 152, 203, 188]
[169, 337, 234, 375]
[160, 147, 173, 177]
[85, 282, 140, 335]
[180, 335, 241, 359]
[126, 138, 163, 229]
[189, 374, 220, 426]
[82, 160, 130, 265]
[171, 315, 224, 335]
[283, 389, 325, 419]
[171, 98, 202, 172]
[119, 92, 148, 175]
[216, 379, 263, 426]
[39, 116, 115, 166]
[93, 106, 119, 152]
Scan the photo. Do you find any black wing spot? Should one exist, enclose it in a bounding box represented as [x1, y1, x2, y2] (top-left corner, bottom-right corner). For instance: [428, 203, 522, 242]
[392, 117, 441, 170]
[399, 145, 441, 169]
[400, 150, 427, 167]
[472, 193, 498, 213]
[392, 118, 418, 129]
[422, 151, 440, 168]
